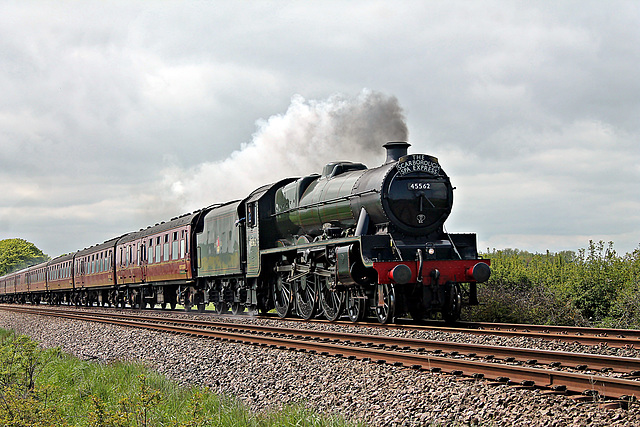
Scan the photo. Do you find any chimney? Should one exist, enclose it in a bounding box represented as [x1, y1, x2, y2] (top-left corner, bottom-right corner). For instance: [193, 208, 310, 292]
[383, 141, 410, 163]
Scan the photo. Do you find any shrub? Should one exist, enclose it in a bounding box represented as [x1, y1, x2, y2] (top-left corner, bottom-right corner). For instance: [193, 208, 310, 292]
[0, 332, 66, 426]
[468, 241, 640, 326]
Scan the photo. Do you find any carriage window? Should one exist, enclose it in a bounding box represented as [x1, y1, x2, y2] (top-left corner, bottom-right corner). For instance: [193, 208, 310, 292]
[180, 239, 185, 259]
[149, 241, 154, 264]
[163, 235, 169, 261]
[172, 238, 179, 260]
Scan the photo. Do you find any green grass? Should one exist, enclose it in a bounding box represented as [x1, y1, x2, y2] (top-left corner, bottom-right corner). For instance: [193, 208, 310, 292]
[0, 329, 361, 427]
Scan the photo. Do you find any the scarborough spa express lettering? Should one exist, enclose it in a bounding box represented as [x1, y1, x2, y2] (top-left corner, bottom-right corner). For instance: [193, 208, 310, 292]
[396, 154, 441, 176]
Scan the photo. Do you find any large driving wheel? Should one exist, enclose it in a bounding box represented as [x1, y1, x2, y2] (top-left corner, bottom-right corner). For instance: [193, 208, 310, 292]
[273, 274, 293, 318]
[375, 283, 396, 324]
[346, 287, 366, 322]
[295, 275, 318, 320]
[320, 282, 344, 321]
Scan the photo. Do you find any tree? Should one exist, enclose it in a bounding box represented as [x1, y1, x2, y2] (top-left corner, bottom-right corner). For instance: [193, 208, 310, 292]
[0, 239, 49, 276]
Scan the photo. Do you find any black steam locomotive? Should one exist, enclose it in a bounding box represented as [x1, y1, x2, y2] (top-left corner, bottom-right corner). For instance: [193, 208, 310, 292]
[0, 142, 489, 323]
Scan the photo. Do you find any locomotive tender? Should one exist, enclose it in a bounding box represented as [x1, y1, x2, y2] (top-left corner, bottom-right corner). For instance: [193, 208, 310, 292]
[0, 142, 490, 323]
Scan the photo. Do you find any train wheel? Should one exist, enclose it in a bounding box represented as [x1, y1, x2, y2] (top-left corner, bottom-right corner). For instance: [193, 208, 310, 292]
[193, 293, 206, 313]
[273, 274, 293, 318]
[295, 275, 318, 320]
[161, 303, 167, 310]
[346, 287, 366, 322]
[231, 303, 243, 315]
[375, 283, 396, 324]
[214, 302, 229, 314]
[442, 283, 462, 323]
[170, 302, 176, 310]
[320, 285, 344, 322]
[247, 304, 259, 316]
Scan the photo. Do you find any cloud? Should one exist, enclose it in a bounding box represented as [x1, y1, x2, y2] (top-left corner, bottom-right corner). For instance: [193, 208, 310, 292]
[1, 1, 639, 258]
[446, 120, 640, 252]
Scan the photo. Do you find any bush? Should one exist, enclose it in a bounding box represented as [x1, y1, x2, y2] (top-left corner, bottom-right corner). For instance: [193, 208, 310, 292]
[0, 332, 66, 426]
[466, 241, 640, 326]
[464, 282, 586, 325]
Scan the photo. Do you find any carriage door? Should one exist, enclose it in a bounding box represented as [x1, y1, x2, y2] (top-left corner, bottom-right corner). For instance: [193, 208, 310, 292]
[139, 242, 146, 282]
[80, 258, 85, 287]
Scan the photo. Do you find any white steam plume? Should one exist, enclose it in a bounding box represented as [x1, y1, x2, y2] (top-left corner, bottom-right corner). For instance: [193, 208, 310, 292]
[158, 89, 408, 213]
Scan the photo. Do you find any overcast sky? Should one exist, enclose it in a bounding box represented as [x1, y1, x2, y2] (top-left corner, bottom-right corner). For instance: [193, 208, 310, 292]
[1, 1, 639, 258]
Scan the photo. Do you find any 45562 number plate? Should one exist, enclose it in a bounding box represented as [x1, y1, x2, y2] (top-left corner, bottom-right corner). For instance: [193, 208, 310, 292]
[408, 182, 431, 190]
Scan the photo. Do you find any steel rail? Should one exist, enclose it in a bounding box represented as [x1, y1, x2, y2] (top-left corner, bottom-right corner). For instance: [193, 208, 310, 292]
[3, 305, 640, 400]
[290, 317, 640, 348]
[438, 320, 640, 340]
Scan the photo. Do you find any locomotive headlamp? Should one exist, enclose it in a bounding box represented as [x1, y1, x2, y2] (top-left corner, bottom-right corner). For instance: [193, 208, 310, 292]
[425, 243, 436, 259]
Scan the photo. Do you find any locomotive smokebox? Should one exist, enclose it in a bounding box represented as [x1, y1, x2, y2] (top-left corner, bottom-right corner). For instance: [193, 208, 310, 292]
[383, 141, 411, 163]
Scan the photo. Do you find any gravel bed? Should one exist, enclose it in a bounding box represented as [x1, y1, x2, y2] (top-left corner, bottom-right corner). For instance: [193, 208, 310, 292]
[2, 309, 640, 426]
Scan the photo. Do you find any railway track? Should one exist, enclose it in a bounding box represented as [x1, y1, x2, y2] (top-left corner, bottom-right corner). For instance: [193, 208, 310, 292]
[2, 304, 640, 403]
[3, 303, 638, 348]
[277, 316, 640, 348]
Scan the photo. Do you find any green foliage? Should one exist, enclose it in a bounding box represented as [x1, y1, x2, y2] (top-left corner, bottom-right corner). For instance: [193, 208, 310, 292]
[0, 332, 66, 426]
[0, 238, 50, 276]
[0, 331, 358, 427]
[599, 247, 640, 328]
[466, 241, 640, 327]
[466, 281, 585, 325]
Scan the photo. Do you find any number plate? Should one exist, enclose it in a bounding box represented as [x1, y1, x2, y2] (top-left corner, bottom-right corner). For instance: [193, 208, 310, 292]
[408, 182, 431, 190]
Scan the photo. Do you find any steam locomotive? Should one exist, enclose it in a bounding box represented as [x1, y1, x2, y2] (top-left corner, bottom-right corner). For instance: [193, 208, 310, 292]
[0, 142, 490, 323]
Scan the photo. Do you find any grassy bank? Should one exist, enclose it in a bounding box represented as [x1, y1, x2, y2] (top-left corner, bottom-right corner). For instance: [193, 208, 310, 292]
[0, 329, 359, 427]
